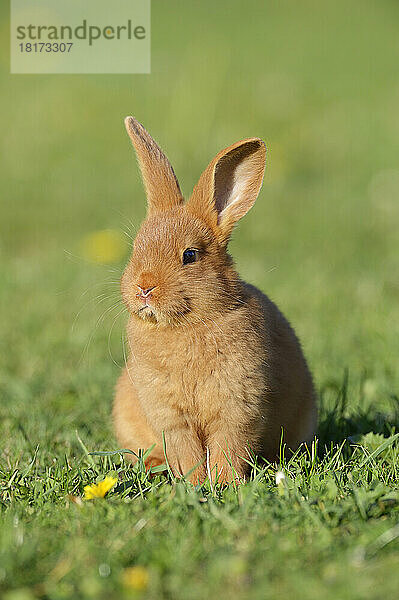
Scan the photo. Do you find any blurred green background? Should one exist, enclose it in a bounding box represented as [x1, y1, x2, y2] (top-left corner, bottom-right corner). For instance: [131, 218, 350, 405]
[1, 1, 399, 598]
[1, 0, 398, 442]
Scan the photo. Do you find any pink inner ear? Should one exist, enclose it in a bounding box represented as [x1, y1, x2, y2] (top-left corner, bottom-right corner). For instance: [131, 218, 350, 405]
[186, 137, 266, 245]
[213, 140, 263, 218]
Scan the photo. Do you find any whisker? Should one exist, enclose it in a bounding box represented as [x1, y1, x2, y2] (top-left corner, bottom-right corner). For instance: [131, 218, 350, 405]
[120, 226, 135, 245]
[107, 306, 128, 368]
[123, 330, 140, 388]
[79, 300, 123, 365]
[205, 316, 224, 336]
[72, 291, 121, 332]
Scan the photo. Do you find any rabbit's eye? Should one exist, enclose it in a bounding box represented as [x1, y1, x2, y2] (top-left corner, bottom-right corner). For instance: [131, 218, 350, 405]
[182, 248, 198, 265]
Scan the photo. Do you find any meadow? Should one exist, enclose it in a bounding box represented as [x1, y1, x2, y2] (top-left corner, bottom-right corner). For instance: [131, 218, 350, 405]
[1, 1, 398, 598]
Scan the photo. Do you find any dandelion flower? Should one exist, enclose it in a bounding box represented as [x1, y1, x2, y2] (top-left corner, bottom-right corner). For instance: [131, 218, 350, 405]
[84, 476, 117, 500]
[81, 229, 127, 264]
[122, 566, 149, 591]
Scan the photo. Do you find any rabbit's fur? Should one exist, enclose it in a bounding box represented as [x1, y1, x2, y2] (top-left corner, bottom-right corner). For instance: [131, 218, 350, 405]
[113, 117, 317, 483]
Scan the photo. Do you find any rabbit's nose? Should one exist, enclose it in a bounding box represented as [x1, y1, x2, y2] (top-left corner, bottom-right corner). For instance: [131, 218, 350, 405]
[136, 285, 155, 298]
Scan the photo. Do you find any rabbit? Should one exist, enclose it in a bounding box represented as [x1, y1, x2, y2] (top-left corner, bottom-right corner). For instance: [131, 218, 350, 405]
[113, 116, 317, 484]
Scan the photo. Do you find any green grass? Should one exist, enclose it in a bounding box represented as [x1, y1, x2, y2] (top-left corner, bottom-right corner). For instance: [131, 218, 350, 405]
[1, 0, 399, 598]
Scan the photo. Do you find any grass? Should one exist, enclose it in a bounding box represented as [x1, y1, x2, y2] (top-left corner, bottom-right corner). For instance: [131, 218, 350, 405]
[1, 409, 398, 600]
[1, 0, 399, 598]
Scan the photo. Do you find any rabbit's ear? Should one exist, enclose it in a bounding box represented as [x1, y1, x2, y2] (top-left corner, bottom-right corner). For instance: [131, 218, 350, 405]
[188, 138, 266, 244]
[125, 117, 183, 213]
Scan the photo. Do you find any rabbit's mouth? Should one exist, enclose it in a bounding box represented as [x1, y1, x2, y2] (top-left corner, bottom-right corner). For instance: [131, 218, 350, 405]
[136, 304, 159, 324]
[138, 305, 154, 316]
[134, 301, 194, 325]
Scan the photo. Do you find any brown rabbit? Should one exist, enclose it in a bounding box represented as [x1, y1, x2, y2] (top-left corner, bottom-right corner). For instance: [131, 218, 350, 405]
[113, 116, 317, 484]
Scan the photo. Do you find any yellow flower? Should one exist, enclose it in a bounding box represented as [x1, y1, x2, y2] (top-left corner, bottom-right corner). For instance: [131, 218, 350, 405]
[84, 476, 117, 500]
[122, 566, 149, 591]
[81, 229, 127, 264]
